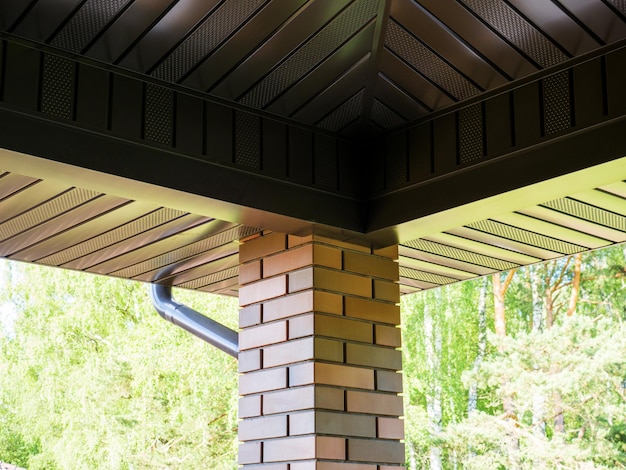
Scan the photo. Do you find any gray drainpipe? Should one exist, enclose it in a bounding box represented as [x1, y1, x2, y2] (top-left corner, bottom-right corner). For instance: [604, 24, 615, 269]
[149, 283, 239, 359]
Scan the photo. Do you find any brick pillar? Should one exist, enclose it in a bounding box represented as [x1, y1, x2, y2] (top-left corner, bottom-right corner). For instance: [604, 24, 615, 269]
[238, 232, 404, 469]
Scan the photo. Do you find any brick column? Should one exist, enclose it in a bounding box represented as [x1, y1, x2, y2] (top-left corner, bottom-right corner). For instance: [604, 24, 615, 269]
[238, 232, 404, 469]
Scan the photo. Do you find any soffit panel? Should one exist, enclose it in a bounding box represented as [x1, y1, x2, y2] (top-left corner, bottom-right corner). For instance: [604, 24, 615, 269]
[1, 168, 624, 296]
[2, 0, 624, 137]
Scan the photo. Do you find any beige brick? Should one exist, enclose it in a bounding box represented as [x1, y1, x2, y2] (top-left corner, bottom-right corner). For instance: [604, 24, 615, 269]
[239, 415, 287, 441]
[239, 367, 287, 395]
[239, 275, 287, 306]
[263, 290, 314, 322]
[375, 325, 402, 348]
[288, 410, 316, 435]
[264, 245, 313, 277]
[315, 386, 344, 411]
[315, 314, 373, 343]
[263, 436, 345, 462]
[288, 315, 374, 344]
[263, 386, 315, 415]
[346, 391, 403, 416]
[344, 297, 400, 325]
[314, 337, 344, 363]
[346, 343, 402, 370]
[239, 320, 287, 350]
[315, 268, 372, 297]
[239, 441, 261, 464]
[239, 349, 262, 372]
[239, 260, 262, 285]
[343, 251, 399, 281]
[263, 337, 314, 368]
[261, 385, 344, 415]
[288, 363, 315, 387]
[313, 290, 343, 314]
[239, 304, 261, 328]
[239, 395, 261, 418]
[289, 314, 314, 339]
[290, 411, 376, 438]
[347, 439, 405, 464]
[373, 279, 400, 303]
[377, 417, 405, 440]
[317, 436, 346, 460]
[260, 336, 344, 370]
[289, 363, 374, 390]
[288, 267, 314, 293]
[239, 232, 286, 263]
[313, 244, 342, 269]
[376, 370, 403, 393]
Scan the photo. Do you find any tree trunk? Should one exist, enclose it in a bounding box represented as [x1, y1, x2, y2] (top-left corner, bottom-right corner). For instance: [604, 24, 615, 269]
[408, 439, 418, 470]
[468, 277, 488, 414]
[492, 271, 519, 467]
[566, 253, 582, 316]
[529, 265, 546, 436]
[530, 265, 543, 333]
[424, 301, 443, 470]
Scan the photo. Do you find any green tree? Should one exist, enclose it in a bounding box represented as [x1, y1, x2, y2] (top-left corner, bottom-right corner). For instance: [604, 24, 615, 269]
[0, 260, 239, 469]
[402, 244, 626, 468]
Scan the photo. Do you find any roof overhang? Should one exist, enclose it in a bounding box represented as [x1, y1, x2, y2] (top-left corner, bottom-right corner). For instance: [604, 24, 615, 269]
[1, 1, 625, 294]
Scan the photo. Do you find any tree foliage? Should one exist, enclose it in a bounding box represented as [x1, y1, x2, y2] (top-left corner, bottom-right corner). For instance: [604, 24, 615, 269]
[402, 244, 626, 469]
[0, 261, 239, 469]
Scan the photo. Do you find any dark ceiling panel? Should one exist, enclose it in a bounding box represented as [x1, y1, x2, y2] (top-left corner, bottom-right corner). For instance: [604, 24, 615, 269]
[416, 0, 538, 80]
[505, 0, 601, 54]
[49, 0, 133, 53]
[116, 0, 223, 73]
[373, 73, 429, 122]
[85, 0, 175, 63]
[378, 49, 452, 111]
[315, 89, 366, 133]
[370, 98, 406, 130]
[265, 19, 375, 118]
[459, 0, 570, 67]
[605, 0, 626, 16]
[390, 0, 508, 90]
[293, 55, 371, 126]
[12, 0, 85, 43]
[150, 0, 268, 82]
[384, 19, 481, 102]
[182, 0, 309, 92]
[0, 1, 35, 31]
[237, 0, 379, 108]
[209, 0, 354, 100]
[559, 0, 626, 43]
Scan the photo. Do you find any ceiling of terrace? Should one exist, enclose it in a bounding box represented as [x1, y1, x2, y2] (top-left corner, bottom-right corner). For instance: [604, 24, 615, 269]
[1, 155, 625, 296]
[2, 0, 625, 137]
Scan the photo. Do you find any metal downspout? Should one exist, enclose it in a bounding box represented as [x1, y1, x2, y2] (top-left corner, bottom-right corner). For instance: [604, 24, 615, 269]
[149, 283, 239, 359]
